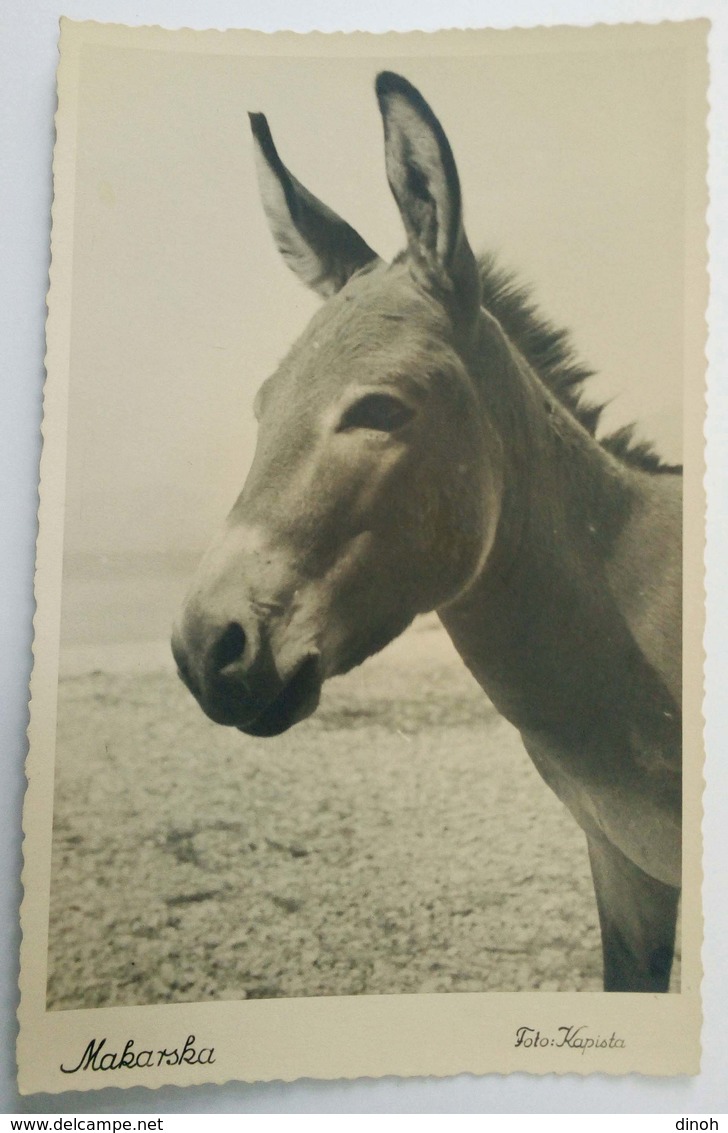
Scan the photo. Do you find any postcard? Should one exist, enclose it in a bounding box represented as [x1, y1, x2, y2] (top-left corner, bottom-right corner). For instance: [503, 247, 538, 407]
[18, 17, 707, 1093]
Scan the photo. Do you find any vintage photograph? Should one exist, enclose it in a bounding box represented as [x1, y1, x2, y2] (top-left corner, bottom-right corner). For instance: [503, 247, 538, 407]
[19, 18, 707, 1091]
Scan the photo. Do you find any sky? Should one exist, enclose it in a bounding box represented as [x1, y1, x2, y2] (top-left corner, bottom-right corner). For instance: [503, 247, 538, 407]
[61, 24, 704, 563]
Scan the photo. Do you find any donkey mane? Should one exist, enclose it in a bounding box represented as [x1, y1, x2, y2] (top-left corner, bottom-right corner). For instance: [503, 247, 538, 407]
[478, 253, 682, 475]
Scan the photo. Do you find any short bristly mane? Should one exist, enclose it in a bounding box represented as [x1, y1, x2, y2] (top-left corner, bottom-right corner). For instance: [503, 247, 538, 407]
[478, 254, 682, 475]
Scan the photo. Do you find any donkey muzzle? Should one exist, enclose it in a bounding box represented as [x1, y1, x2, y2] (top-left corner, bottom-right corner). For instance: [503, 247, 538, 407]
[171, 610, 322, 737]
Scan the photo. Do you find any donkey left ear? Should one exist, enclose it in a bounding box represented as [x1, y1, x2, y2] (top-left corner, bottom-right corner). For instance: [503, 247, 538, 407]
[249, 112, 380, 298]
[376, 72, 480, 319]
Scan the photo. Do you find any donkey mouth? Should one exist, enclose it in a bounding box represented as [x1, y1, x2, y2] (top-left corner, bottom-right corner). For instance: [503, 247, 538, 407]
[237, 654, 322, 738]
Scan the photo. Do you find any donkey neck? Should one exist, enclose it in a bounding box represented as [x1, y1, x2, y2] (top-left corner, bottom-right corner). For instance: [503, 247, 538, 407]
[440, 311, 660, 751]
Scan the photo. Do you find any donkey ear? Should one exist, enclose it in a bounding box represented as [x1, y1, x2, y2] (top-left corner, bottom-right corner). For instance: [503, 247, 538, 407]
[375, 73, 480, 316]
[249, 113, 380, 298]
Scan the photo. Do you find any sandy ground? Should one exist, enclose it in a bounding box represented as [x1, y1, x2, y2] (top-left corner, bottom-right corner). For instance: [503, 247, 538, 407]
[47, 617, 629, 1010]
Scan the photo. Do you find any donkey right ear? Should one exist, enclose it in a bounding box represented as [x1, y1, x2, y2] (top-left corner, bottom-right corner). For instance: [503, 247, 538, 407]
[249, 113, 380, 298]
[375, 72, 479, 320]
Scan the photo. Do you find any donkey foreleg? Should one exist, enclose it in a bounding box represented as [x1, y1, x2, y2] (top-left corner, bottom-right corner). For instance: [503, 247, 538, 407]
[587, 834, 680, 992]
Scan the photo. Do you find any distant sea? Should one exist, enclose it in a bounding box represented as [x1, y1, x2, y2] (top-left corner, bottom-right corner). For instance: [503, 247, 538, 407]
[59, 551, 202, 676]
[58, 551, 447, 677]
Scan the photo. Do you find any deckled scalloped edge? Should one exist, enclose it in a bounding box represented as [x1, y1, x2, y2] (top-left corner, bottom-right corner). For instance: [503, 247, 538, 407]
[18, 14, 710, 1097]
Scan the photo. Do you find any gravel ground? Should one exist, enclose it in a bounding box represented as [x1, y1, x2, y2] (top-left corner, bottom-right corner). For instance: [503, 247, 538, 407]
[48, 618, 671, 1010]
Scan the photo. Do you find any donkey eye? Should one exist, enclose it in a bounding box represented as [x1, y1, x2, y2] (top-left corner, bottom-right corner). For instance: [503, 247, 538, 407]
[338, 393, 415, 433]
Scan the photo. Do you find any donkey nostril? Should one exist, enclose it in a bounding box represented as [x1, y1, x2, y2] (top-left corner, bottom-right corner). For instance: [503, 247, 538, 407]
[212, 622, 247, 674]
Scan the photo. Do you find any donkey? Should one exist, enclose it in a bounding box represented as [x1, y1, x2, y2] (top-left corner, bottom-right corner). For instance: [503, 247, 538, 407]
[172, 72, 682, 992]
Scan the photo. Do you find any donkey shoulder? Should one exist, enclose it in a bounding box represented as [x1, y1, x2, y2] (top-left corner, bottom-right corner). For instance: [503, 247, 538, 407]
[607, 470, 682, 705]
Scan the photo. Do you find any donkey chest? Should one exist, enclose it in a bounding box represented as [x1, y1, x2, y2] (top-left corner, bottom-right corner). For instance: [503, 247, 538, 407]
[486, 650, 681, 885]
[520, 730, 681, 887]
[444, 579, 681, 885]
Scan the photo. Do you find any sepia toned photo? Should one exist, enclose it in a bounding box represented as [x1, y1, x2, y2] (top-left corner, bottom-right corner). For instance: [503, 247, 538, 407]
[19, 18, 707, 1093]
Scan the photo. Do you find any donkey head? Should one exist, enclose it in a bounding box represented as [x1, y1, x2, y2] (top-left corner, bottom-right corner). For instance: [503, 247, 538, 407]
[172, 73, 504, 736]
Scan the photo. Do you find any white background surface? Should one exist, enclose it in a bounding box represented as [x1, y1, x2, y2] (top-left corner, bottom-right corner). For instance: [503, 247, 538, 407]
[2, 0, 727, 1114]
